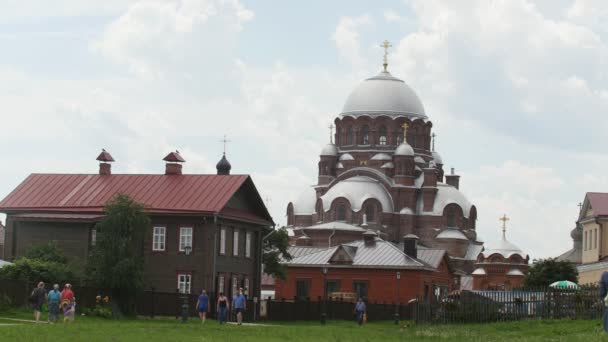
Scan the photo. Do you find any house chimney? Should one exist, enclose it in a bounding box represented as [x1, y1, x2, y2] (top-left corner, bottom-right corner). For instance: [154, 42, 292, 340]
[363, 229, 377, 247]
[403, 234, 419, 259]
[163, 150, 185, 175]
[445, 167, 460, 189]
[96, 149, 115, 175]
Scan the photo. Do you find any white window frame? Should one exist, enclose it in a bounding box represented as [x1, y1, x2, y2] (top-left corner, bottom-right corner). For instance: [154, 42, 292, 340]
[152, 226, 166, 251]
[232, 276, 238, 297]
[220, 228, 226, 255]
[244, 277, 249, 296]
[595, 229, 598, 249]
[584, 231, 587, 250]
[177, 273, 191, 294]
[245, 231, 252, 258]
[233, 229, 239, 256]
[218, 275, 225, 294]
[91, 229, 97, 246]
[179, 226, 193, 252]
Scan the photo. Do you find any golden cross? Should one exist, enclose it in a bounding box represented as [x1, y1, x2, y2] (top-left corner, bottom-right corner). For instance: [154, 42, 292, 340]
[499, 214, 509, 239]
[401, 122, 409, 140]
[380, 40, 392, 71]
[329, 124, 334, 144]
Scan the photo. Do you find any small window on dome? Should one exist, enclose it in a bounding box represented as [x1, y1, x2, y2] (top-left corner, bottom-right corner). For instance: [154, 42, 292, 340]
[337, 203, 347, 221]
[447, 208, 456, 227]
[346, 127, 353, 145]
[365, 206, 375, 222]
[361, 126, 369, 145]
[378, 126, 387, 145]
[412, 128, 419, 148]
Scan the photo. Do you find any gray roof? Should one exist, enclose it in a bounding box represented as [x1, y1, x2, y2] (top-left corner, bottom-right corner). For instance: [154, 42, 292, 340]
[556, 247, 582, 264]
[577, 259, 608, 273]
[464, 243, 484, 261]
[320, 176, 394, 213]
[416, 249, 446, 269]
[294, 221, 366, 232]
[436, 228, 468, 240]
[285, 238, 431, 270]
[286, 246, 326, 259]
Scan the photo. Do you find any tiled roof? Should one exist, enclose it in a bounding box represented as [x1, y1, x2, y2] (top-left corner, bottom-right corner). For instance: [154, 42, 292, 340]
[0, 174, 271, 223]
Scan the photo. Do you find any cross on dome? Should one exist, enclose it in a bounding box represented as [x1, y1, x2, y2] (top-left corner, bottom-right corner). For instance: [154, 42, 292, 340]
[499, 214, 510, 240]
[401, 122, 409, 139]
[219, 134, 231, 155]
[431, 132, 437, 152]
[380, 40, 392, 71]
[328, 124, 334, 144]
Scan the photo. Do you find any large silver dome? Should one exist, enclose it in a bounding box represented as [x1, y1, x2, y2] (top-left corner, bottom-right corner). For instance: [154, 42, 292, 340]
[340, 70, 426, 119]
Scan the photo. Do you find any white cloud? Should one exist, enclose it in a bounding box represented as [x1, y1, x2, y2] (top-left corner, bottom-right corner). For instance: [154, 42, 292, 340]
[332, 15, 373, 69]
[383, 9, 402, 22]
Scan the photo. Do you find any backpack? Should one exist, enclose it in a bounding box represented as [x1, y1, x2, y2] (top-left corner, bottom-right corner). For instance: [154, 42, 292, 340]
[29, 289, 38, 303]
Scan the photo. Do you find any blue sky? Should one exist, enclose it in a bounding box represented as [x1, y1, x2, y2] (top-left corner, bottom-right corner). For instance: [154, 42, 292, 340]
[2, 0, 608, 259]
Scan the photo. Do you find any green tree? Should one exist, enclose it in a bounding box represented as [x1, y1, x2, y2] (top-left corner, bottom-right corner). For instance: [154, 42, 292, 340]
[524, 258, 578, 287]
[0, 257, 74, 284]
[86, 194, 150, 315]
[262, 226, 292, 280]
[24, 242, 67, 264]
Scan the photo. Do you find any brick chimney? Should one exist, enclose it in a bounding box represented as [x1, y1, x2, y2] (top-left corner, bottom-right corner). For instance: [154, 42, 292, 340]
[403, 234, 419, 259]
[163, 150, 185, 175]
[96, 149, 115, 175]
[445, 167, 460, 189]
[363, 229, 377, 247]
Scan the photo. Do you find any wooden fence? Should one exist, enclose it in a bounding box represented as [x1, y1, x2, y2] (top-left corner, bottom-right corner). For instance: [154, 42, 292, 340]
[413, 285, 604, 324]
[0, 279, 258, 321]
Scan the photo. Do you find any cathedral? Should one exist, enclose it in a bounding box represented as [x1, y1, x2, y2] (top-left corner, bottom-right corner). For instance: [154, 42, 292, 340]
[286, 53, 484, 276]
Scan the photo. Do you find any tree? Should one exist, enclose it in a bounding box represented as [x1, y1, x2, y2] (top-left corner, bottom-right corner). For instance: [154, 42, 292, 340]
[24, 242, 67, 264]
[86, 194, 150, 315]
[0, 257, 74, 284]
[523, 258, 578, 287]
[262, 226, 292, 280]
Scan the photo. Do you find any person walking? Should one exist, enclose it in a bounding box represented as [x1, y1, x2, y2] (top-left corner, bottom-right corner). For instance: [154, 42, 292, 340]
[600, 271, 608, 332]
[217, 292, 229, 325]
[47, 284, 61, 323]
[196, 289, 209, 324]
[30, 281, 47, 323]
[354, 297, 366, 326]
[61, 284, 75, 323]
[233, 288, 246, 325]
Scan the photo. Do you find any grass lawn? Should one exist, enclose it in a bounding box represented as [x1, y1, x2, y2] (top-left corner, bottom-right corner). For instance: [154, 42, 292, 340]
[1, 309, 608, 341]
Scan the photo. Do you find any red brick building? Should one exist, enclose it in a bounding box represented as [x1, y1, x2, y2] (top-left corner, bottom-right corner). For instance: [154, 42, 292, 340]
[275, 233, 454, 303]
[0, 150, 273, 297]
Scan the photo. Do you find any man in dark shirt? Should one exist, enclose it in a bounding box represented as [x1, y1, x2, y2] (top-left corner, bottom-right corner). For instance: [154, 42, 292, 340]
[600, 272, 608, 332]
[30, 281, 47, 322]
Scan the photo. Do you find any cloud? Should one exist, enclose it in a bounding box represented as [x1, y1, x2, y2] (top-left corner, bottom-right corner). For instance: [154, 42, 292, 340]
[332, 15, 373, 69]
[383, 9, 402, 22]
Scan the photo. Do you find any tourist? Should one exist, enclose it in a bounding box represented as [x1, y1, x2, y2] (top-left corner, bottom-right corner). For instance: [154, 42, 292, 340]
[30, 281, 47, 322]
[47, 284, 61, 323]
[233, 288, 246, 325]
[61, 283, 75, 323]
[196, 289, 209, 324]
[600, 271, 608, 332]
[217, 292, 229, 325]
[354, 297, 366, 326]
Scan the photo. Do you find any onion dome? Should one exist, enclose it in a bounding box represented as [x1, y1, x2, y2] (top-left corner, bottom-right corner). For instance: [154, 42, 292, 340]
[340, 70, 426, 119]
[216, 154, 231, 175]
[394, 142, 414, 156]
[320, 143, 338, 156]
[481, 238, 527, 259]
[570, 225, 582, 241]
[432, 151, 443, 165]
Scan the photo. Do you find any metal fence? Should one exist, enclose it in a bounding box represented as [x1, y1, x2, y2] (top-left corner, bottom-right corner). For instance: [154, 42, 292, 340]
[0, 279, 258, 321]
[413, 285, 604, 324]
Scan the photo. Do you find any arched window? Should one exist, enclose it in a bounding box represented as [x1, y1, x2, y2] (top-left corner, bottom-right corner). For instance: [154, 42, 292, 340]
[365, 205, 375, 222]
[361, 125, 369, 145]
[287, 203, 295, 226]
[447, 207, 456, 227]
[346, 127, 353, 145]
[378, 126, 387, 145]
[316, 200, 324, 222]
[335, 127, 340, 145]
[337, 203, 346, 221]
[412, 127, 418, 148]
[397, 134, 403, 145]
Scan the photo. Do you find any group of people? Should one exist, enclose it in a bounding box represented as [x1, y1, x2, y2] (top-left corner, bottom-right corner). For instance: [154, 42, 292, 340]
[195, 288, 247, 325]
[30, 281, 75, 323]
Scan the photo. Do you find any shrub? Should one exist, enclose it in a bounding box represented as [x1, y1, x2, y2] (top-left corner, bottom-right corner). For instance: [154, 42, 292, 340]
[0, 257, 75, 284]
[0, 294, 13, 312]
[83, 294, 113, 318]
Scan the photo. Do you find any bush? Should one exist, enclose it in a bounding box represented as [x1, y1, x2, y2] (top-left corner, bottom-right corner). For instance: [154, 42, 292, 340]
[0, 257, 75, 284]
[24, 242, 67, 264]
[83, 295, 113, 318]
[0, 294, 13, 312]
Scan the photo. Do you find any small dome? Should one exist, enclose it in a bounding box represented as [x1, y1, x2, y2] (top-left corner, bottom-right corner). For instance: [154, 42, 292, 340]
[432, 151, 443, 165]
[320, 143, 338, 156]
[216, 154, 231, 175]
[570, 226, 582, 241]
[293, 186, 317, 215]
[400, 207, 414, 215]
[482, 238, 527, 259]
[472, 268, 486, 275]
[371, 153, 392, 161]
[339, 153, 355, 161]
[381, 162, 394, 169]
[394, 142, 414, 156]
[340, 71, 426, 119]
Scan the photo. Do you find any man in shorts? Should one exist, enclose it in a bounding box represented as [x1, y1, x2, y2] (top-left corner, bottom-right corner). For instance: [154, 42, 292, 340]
[233, 288, 246, 325]
[30, 282, 47, 322]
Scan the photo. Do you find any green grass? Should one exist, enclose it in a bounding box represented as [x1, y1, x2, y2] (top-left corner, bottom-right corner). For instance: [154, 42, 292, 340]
[1, 309, 608, 341]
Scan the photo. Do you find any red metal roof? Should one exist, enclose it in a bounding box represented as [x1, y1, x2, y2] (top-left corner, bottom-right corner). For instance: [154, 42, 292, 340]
[586, 192, 608, 216]
[12, 213, 105, 222]
[0, 174, 249, 215]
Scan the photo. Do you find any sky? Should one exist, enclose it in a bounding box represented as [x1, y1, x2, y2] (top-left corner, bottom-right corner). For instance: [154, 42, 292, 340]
[1, 0, 608, 260]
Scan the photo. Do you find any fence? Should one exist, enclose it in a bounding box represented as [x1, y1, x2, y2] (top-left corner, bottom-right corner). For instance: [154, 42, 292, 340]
[413, 285, 604, 324]
[265, 296, 414, 322]
[0, 279, 258, 321]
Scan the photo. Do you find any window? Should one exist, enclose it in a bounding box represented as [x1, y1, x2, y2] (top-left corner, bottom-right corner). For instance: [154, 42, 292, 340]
[353, 281, 368, 300]
[233, 229, 239, 256]
[447, 208, 456, 227]
[177, 273, 191, 294]
[179, 227, 193, 252]
[91, 229, 97, 247]
[595, 229, 598, 249]
[152, 226, 166, 251]
[337, 203, 346, 221]
[346, 127, 353, 145]
[218, 275, 225, 294]
[220, 227, 226, 254]
[584, 231, 587, 250]
[361, 125, 369, 145]
[365, 206, 375, 222]
[245, 231, 252, 258]
[244, 277, 250, 296]
[296, 279, 310, 299]
[378, 126, 387, 145]
[326, 280, 340, 294]
[232, 276, 238, 297]
[412, 128, 418, 147]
